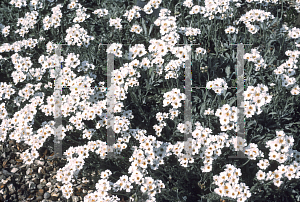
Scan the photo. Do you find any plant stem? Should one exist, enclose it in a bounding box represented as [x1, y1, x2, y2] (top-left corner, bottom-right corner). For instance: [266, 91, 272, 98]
[238, 159, 250, 168]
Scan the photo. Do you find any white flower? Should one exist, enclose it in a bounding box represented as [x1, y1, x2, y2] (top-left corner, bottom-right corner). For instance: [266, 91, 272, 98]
[219, 116, 230, 125]
[196, 47, 206, 55]
[257, 159, 269, 170]
[206, 81, 214, 89]
[183, 0, 193, 8]
[1, 26, 10, 37]
[273, 179, 283, 187]
[202, 164, 212, 172]
[189, 5, 201, 14]
[256, 170, 266, 180]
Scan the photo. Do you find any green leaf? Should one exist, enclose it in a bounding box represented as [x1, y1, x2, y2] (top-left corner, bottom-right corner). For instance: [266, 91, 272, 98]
[247, 120, 256, 128]
[269, 17, 278, 28]
[148, 24, 154, 36]
[224, 91, 232, 100]
[142, 18, 147, 36]
[185, 15, 191, 19]
[229, 97, 236, 106]
[200, 103, 206, 115]
[225, 52, 230, 59]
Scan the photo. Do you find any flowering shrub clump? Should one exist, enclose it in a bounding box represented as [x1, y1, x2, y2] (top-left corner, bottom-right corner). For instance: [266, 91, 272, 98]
[1, 0, 300, 201]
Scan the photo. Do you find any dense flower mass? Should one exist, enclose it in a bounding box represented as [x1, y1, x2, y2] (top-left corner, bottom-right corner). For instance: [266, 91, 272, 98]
[206, 78, 228, 95]
[0, 0, 300, 201]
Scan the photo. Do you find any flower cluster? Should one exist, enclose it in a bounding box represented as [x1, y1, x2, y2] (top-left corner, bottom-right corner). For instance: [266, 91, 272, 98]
[266, 131, 294, 163]
[15, 10, 39, 37]
[189, 5, 201, 15]
[123, 6, 141, 22]
[1, 78, 14, 97]
[129, 44, 147, 60]
[225, 25, 239, 34]
[7, 106, 49, 156]
[238, 9, 275, 34]
[148, 39, 168, 62]
[141, 0, 163, 14]
[10, 53, 34, 84]
[180, 127, 232, 170]
[202, 0, 233, 21]
[215, 104, 238, 132]
[163, 88, 186, 109]
[183, 0, 193, 8]
[28, 0, 43, 11]
[67, 0, 78, 9]
[152, 110, 180, 137]
[93, 8, 109, 18]
[272, 49, 300, 95]
[213, 164, 251, 202]
[38, 54, 64, 78]
[159, 8, 171, 17]
[243, 48, 267, 71]
[243, 143, 264, 160]
[1, 26, 10, 37]
[130, 24, 143, 34]
[169, 108, 181, 120]
[199, 65, 209, 73]
[0, 38, 39, 53]
[55, 129, 133, 199]
[72, 3, 90, 23]
[257, 159, 270, 170]
[77, 132, 168, 201]
[43, 81, 53, 89]
[113, 175, 132, 192]
[204, 107, 214, 115]
[229, 136, 247, 152]
[154, 13, 178, 37]
[0, 102, 8, 121]
[17, 83, 36, 103]
[9, 0, 27, 8]
[195, 47, 207, 55]
[179, 27, 201, 36]
[163, 59, 182, 79]
[65, 24, 94, 47]
[140, 57, 152, 70]
[65, 53, 80, 69]
[109, 17, 122, 30]
[106, 43, 123, 57]
[171, 46, 191, 62]
[243, 84, 272, 118]
[206, 78, 228, 95]
[42, 4, 63, 30]
[254, 131, 300, 188]
[153, 118, 166, 138]
[46, 41, 58, 54]
[78, 60, 95, 72]
[287, 27, 300, 39]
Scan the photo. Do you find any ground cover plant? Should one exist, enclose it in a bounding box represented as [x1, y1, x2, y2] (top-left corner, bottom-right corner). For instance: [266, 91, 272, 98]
[1, 0, 300, 201]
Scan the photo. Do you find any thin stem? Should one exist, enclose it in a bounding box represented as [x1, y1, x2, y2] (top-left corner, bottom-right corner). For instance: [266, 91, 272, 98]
[109, 192, 129, 197]
[27, 71, 35, 79]
[281, 0, 283, 20]
[238, 158, 250, 168]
